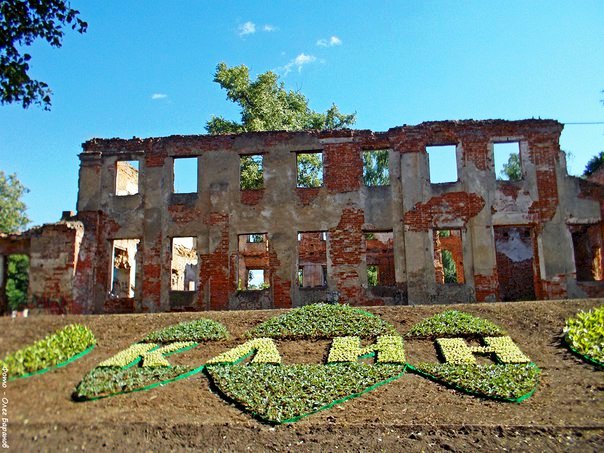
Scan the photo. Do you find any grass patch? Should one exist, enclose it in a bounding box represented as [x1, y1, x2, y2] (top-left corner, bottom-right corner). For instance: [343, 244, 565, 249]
[405, 310, 505, 339]
[245, 303, 397, 339]
[140, 319, 229, 343]
[206, 362, 406, 423]
[1, 324, 96, 379]
[563, 305, 603, 367]
[411, 362, 540, 401]
[73, 365, 191, 400]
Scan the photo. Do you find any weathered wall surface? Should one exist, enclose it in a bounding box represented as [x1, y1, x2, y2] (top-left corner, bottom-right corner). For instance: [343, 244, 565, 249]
[1, 119, 602, 314]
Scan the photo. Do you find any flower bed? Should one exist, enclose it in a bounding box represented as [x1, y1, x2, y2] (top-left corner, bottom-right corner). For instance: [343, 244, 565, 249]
[205, 362, 406, 424]
[73, 318, 228, 401]
[562, 305, 603, 367]
[73, 365, 192, 400]
[406, 310, 539, 401]
[405, 310, 504, 339]
[140, 319, 229, 343]
[244, 303, 397, 339]
[1, 324, 96, 380]
[327, 335, 406, 364]
[206, 338, 281, 365]
[410, 362, 540, 402]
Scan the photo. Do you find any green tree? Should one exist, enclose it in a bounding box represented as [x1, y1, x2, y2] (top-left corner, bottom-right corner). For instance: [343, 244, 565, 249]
[296, 153, 323, 188]
[206, 63, 356, 134]
[0, 171, 30, 312]
[583, 151, 604, 177]
[442, 250, 458, 284]
[6, 255, 29, 310]
[362, 150, 390, 186]
[0, 0, 87, 110]
[0, 171, 30, 231]
[499, 153, 522, 181]
[240, 155, 263, 190]
[207, 63, 357, 188]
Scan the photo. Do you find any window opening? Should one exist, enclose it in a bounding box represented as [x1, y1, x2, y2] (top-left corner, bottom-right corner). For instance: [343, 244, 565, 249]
[5, 254, 29, 311]
[116, 160, 139, 195]
[426, 145, 457, 184]
[248, 234, 264, 243]
[367, 265, 378, 286]
[494, 226, 536, 301]
[170, 237, 198, 291]
[238, 234, 270, 290]
[433, 229, 464, 284]
[110, 239, 140, 297]
[247, 269, 267, 290]
[362, 149, 390, 186]
[494, 142, 521, 181]
[570, 224, 603, 282]
[173, 157, 198, 193]
[364, 231, 395, 286]
[296, 152, 323, 188]
[240, 154, 264, 190]
[298, 232, 328, 288]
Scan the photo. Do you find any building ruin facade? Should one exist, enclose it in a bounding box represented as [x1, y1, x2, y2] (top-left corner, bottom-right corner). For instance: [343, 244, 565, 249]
[1, 119, 603, 314]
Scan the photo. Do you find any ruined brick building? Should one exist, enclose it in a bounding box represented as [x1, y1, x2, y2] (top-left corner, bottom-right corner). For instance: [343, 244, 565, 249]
[1, 119, 603, 314]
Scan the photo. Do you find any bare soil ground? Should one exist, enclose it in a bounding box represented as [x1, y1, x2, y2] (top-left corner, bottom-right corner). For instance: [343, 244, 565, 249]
[1, 299, 603, 452]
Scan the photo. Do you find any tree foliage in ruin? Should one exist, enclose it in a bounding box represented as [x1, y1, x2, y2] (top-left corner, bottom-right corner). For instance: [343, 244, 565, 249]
[240, 155, 263, 190]
[0, 171, 30, 311]
[207, 63, 357, 188]
[499, 153, 522, 181]
[362, 150, 390, 186]
[0, 171, 29, 232]
[583, 151, 604, 177]
[0, 0, 87, 110]
[206, 63, 356, 135]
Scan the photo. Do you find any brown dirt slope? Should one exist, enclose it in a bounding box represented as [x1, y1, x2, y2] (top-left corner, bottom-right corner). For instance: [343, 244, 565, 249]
[1, 299, 603, 452]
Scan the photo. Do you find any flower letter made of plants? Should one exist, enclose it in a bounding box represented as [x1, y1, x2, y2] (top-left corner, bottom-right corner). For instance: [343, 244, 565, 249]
[73, 318, 229, 400]
[405, 310, 541, 402]
[0, 324, 96, 380]
[204, 304, 407, 424]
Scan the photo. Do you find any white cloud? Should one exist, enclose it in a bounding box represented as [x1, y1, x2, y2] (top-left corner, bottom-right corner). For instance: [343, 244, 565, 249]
[317, 35, 342, 47]
[283, 53, 317, 75]
[263, 24, 277, 32]
[238, 21, 256, 36]
[151, 93, 168, 100]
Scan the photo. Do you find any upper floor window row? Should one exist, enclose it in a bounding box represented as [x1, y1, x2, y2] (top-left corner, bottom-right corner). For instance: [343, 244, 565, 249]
[115, 149, 393, 196]
[426, 141, 524, 185]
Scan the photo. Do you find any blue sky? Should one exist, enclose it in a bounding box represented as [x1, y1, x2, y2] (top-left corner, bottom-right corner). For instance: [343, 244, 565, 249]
[0, 1, 603, 227]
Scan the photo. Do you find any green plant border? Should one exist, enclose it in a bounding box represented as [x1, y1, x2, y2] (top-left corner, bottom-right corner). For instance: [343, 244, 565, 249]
[8, 344, 96, 381]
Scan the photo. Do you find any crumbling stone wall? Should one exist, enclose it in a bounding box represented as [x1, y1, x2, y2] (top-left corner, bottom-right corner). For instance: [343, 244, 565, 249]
[2, 119, 603, 314]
